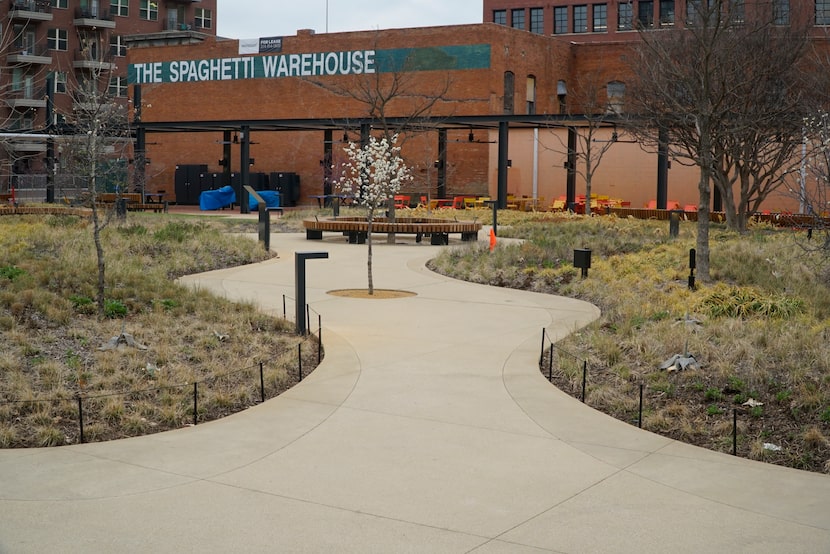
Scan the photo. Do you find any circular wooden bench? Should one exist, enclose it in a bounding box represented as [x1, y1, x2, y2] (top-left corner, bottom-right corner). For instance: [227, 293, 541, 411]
[303, 217, 482, 244]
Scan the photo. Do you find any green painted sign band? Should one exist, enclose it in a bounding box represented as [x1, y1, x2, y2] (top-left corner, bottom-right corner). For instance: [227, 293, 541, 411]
[128, 44, 491, 85]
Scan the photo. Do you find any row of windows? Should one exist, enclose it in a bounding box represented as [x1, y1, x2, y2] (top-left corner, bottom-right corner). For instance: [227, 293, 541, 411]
[494, 0, 800, 34]
[11, 69, 128, 100]
[45, 28, 128, 57]
[49, 0, 212, 27]
[502, 71, 625, 114]
[494, 7, 546, 33]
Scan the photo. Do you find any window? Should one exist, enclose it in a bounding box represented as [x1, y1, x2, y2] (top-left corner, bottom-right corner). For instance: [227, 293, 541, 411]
[732, 0, 745, 24]
[51, 0, 68, 8]
[110, 0, 128, 17]
[574, 5, 588, 32]
[504, 71, 515, 115]
[530, 7, 544, 33]
[554, 6, 568, 33]
[638, 0, 654, 27]
[618, 2, 633, 30]
[47, 28, 68, 51]
[12, 113, 34, 132]
[607, 81, 625, 114]
[686, 0, 701, 24]
[494, 9, 507, 25]
[12, 68, 24, 92]
[593, 4, 607, 31]
[527, 75, 537, 115]
[512, 9, 525, 29]
[52, 71, 67, 94]
[109, 76, 127, 97]
[140, 0, 158, 21]
[817, 0, 830, 25]
[557, 80, 567, 113]
[110, 35, 126, 57]
[659, 0, 674, 25]
[195, 8, 212, 29]
[774, 0, 790, 24]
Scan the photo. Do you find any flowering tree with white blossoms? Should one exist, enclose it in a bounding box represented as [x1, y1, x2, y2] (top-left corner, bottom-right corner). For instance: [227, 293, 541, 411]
[799, 112, 830, 273]
[337, 134, 412, 295]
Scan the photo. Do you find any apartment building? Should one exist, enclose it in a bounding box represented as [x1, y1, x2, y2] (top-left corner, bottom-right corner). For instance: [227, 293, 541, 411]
[1, 0, 216, 191]
[483, 0, 815, 41]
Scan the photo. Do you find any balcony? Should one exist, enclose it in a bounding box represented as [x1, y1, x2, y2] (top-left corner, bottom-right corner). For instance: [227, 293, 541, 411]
[5, 89, 47, 110]
[73, 50, 116, 72]
[7, 44, 52, 65]
[164, 19, 196, 31]
[73, 7, 116, 29]
[9, 141, 47, 154]
[10, 0, 53, 21]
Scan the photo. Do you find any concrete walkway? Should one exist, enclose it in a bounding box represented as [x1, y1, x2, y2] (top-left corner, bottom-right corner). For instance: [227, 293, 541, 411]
[1, 231, 828, 553]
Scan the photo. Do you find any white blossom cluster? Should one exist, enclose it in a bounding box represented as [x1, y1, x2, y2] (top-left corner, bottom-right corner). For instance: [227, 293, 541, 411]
[803, 112, 830, 185]
[336, 134, 413, 211]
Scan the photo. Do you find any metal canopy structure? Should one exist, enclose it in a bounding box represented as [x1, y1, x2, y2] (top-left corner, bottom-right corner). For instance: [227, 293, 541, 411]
[133, 102, 655, 211]
[136, 113, 606, 134]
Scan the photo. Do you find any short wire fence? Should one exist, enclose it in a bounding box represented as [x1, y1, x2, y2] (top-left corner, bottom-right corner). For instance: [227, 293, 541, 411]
[0, 295, 326, 446]
[540, 327, 744, 457]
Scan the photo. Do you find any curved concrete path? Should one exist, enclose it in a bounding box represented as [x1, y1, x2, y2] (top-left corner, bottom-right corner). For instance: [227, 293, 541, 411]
[1, 231, 828, 553]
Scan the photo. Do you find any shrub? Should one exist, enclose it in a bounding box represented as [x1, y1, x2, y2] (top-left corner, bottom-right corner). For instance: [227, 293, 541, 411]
[0, 265, 26, 281]
[104, 299, 128, 319]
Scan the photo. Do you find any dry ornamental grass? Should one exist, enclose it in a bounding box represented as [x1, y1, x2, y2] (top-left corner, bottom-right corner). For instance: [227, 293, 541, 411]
[430, 214, 830, 474]
[0, 213, 319, 447]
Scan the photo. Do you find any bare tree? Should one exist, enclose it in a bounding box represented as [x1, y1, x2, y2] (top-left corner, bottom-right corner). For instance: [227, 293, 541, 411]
[797, 111, 830, 278]
[309, 35, 454, 241]
[57, 50, 131, 318]
[546, 72, 623, 215]
[627, 0, 812, 279]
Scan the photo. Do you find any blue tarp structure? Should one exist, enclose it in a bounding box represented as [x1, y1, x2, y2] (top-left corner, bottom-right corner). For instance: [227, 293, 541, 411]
[199, 185, 236, 211]
[248, 190, 280, 211]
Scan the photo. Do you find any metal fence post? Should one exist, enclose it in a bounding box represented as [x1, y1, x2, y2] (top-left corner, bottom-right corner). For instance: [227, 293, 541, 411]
[298, 343, 303, 382]
[77, 395, 85, 444]
[581, 360, 588, 403]
[259, 361, 265, 403]
[193, 382, 198, 426]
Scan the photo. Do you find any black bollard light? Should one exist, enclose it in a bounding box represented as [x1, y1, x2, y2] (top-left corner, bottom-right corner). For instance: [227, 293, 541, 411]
[688, 248, 696, 290]
[574, 248, 592, 278]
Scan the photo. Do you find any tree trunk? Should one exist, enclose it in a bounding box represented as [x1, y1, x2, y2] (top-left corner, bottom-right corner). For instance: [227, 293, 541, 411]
[91, 202, 106, 319]
[386, 197, 396, 244]
[696, 156, 712, 282]
[367, 208, 374, 295]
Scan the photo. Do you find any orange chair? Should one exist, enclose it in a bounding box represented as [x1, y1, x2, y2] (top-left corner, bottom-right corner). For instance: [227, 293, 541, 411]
[394, 195, 411, 209]
[452, 196, 466, 209]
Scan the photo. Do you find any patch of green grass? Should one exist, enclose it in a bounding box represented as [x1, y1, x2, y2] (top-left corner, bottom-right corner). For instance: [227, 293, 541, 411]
[0, 265, 26, 281]
[705, 387, 723, 402]
[707, 405, 724, 416]
[104, 299, 128, 319]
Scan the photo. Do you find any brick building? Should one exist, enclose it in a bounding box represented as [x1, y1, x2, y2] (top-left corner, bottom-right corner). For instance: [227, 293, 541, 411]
[129, 24, 602, 207]
[483, 0, 819, 41]
[1, 0, 216, 194]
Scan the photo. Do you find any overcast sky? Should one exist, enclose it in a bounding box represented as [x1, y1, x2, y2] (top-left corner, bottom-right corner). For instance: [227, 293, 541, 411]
[216, 1, 483, 40]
